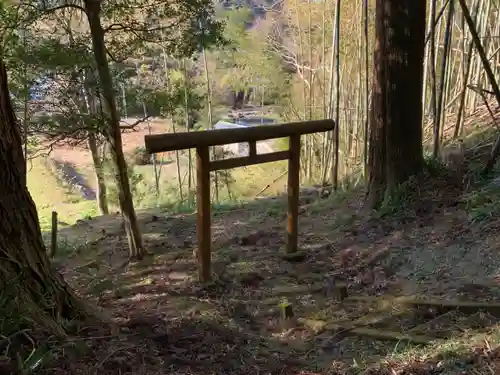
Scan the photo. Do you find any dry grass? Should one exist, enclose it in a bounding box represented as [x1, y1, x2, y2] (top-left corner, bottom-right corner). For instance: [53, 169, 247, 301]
[27, 156, 97, 231]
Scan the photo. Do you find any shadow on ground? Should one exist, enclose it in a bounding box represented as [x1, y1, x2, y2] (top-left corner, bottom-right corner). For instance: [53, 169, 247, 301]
[49, 169, 500, 374]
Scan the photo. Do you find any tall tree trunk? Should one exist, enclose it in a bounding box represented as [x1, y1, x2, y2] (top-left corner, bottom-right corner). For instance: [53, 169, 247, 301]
[0, 59, 89, 335]
[366, 0, 426, 209]
[88, 132, 109, 215]
[84, 0, 144, 260]
[82, 71, 109, 216]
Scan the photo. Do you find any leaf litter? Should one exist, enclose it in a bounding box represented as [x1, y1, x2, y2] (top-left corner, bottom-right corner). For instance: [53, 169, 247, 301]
[9, 168, 500, 375]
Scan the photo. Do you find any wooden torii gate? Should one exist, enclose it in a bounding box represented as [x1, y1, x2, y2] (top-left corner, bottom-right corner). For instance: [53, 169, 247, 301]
[144, 119, 335, 282]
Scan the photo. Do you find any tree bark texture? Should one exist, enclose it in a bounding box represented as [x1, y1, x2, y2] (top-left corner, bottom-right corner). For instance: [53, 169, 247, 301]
[85, 0, 144, 259]
[366, 0, 426, 209]
[83, 72, 110, 215]
[0, 59, 86, 334]
[88, 132, 109, 215]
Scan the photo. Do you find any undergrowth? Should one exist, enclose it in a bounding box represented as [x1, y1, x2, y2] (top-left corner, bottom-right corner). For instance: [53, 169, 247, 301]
[374, 156, 451, 219]
[0, 286, 56, 375]
[372, 146, 500, 229]
[462, 177, 500, 224]
[460, 148, 500, 224]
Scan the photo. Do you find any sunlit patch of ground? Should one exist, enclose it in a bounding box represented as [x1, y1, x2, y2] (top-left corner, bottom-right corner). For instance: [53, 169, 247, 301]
[43, 175, 500, 375]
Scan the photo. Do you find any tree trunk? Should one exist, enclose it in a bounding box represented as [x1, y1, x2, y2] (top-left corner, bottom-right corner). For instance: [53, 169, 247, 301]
[84, 0, 144, 260]
[82, 71, 109, 216]
[366, 0, 426, 209]
[0, 59, 88, 335]
[88, 132, 109, 215]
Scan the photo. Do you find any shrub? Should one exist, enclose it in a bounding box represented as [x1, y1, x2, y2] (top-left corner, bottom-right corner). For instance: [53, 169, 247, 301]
[129, 146, 151, 166]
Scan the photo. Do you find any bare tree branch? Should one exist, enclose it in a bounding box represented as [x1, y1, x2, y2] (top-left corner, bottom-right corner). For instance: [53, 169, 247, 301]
[119, 115, 151, 130]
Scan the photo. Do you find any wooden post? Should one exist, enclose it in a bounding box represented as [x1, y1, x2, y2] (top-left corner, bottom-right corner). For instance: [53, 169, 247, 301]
[286, 135, 300, 253]
[196, 146, 212, 282]
[144, 119, 336, 271]
[49, 211, 57, 258]
[249, 141, 257, 157]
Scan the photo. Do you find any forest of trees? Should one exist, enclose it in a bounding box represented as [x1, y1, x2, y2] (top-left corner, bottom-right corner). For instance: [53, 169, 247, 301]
[1, 0, 499, 342]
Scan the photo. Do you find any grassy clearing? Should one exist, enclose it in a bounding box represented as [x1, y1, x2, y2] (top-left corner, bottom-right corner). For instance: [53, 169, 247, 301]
[131, 157, 289, 210]
[28, 147, 289, 233]
[27, 156, 97, 231]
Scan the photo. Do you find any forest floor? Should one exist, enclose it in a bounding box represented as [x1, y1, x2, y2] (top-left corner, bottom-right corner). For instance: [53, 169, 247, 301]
[45, 159, 500, 374]
[12, 105, 500, 374]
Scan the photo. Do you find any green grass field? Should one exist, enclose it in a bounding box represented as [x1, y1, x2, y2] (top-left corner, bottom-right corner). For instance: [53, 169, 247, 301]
[27, 157, 97, 231]
[132, 156, 289, 209]
[27, 152, 289, 232]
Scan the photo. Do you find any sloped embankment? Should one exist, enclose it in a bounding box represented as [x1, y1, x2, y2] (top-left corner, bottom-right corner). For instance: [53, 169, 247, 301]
[46, 157, 96, 200]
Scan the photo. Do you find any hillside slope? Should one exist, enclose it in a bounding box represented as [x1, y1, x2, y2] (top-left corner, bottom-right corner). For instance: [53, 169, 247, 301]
[11, 106, 500, 375]
[50, 171, 500, 374]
